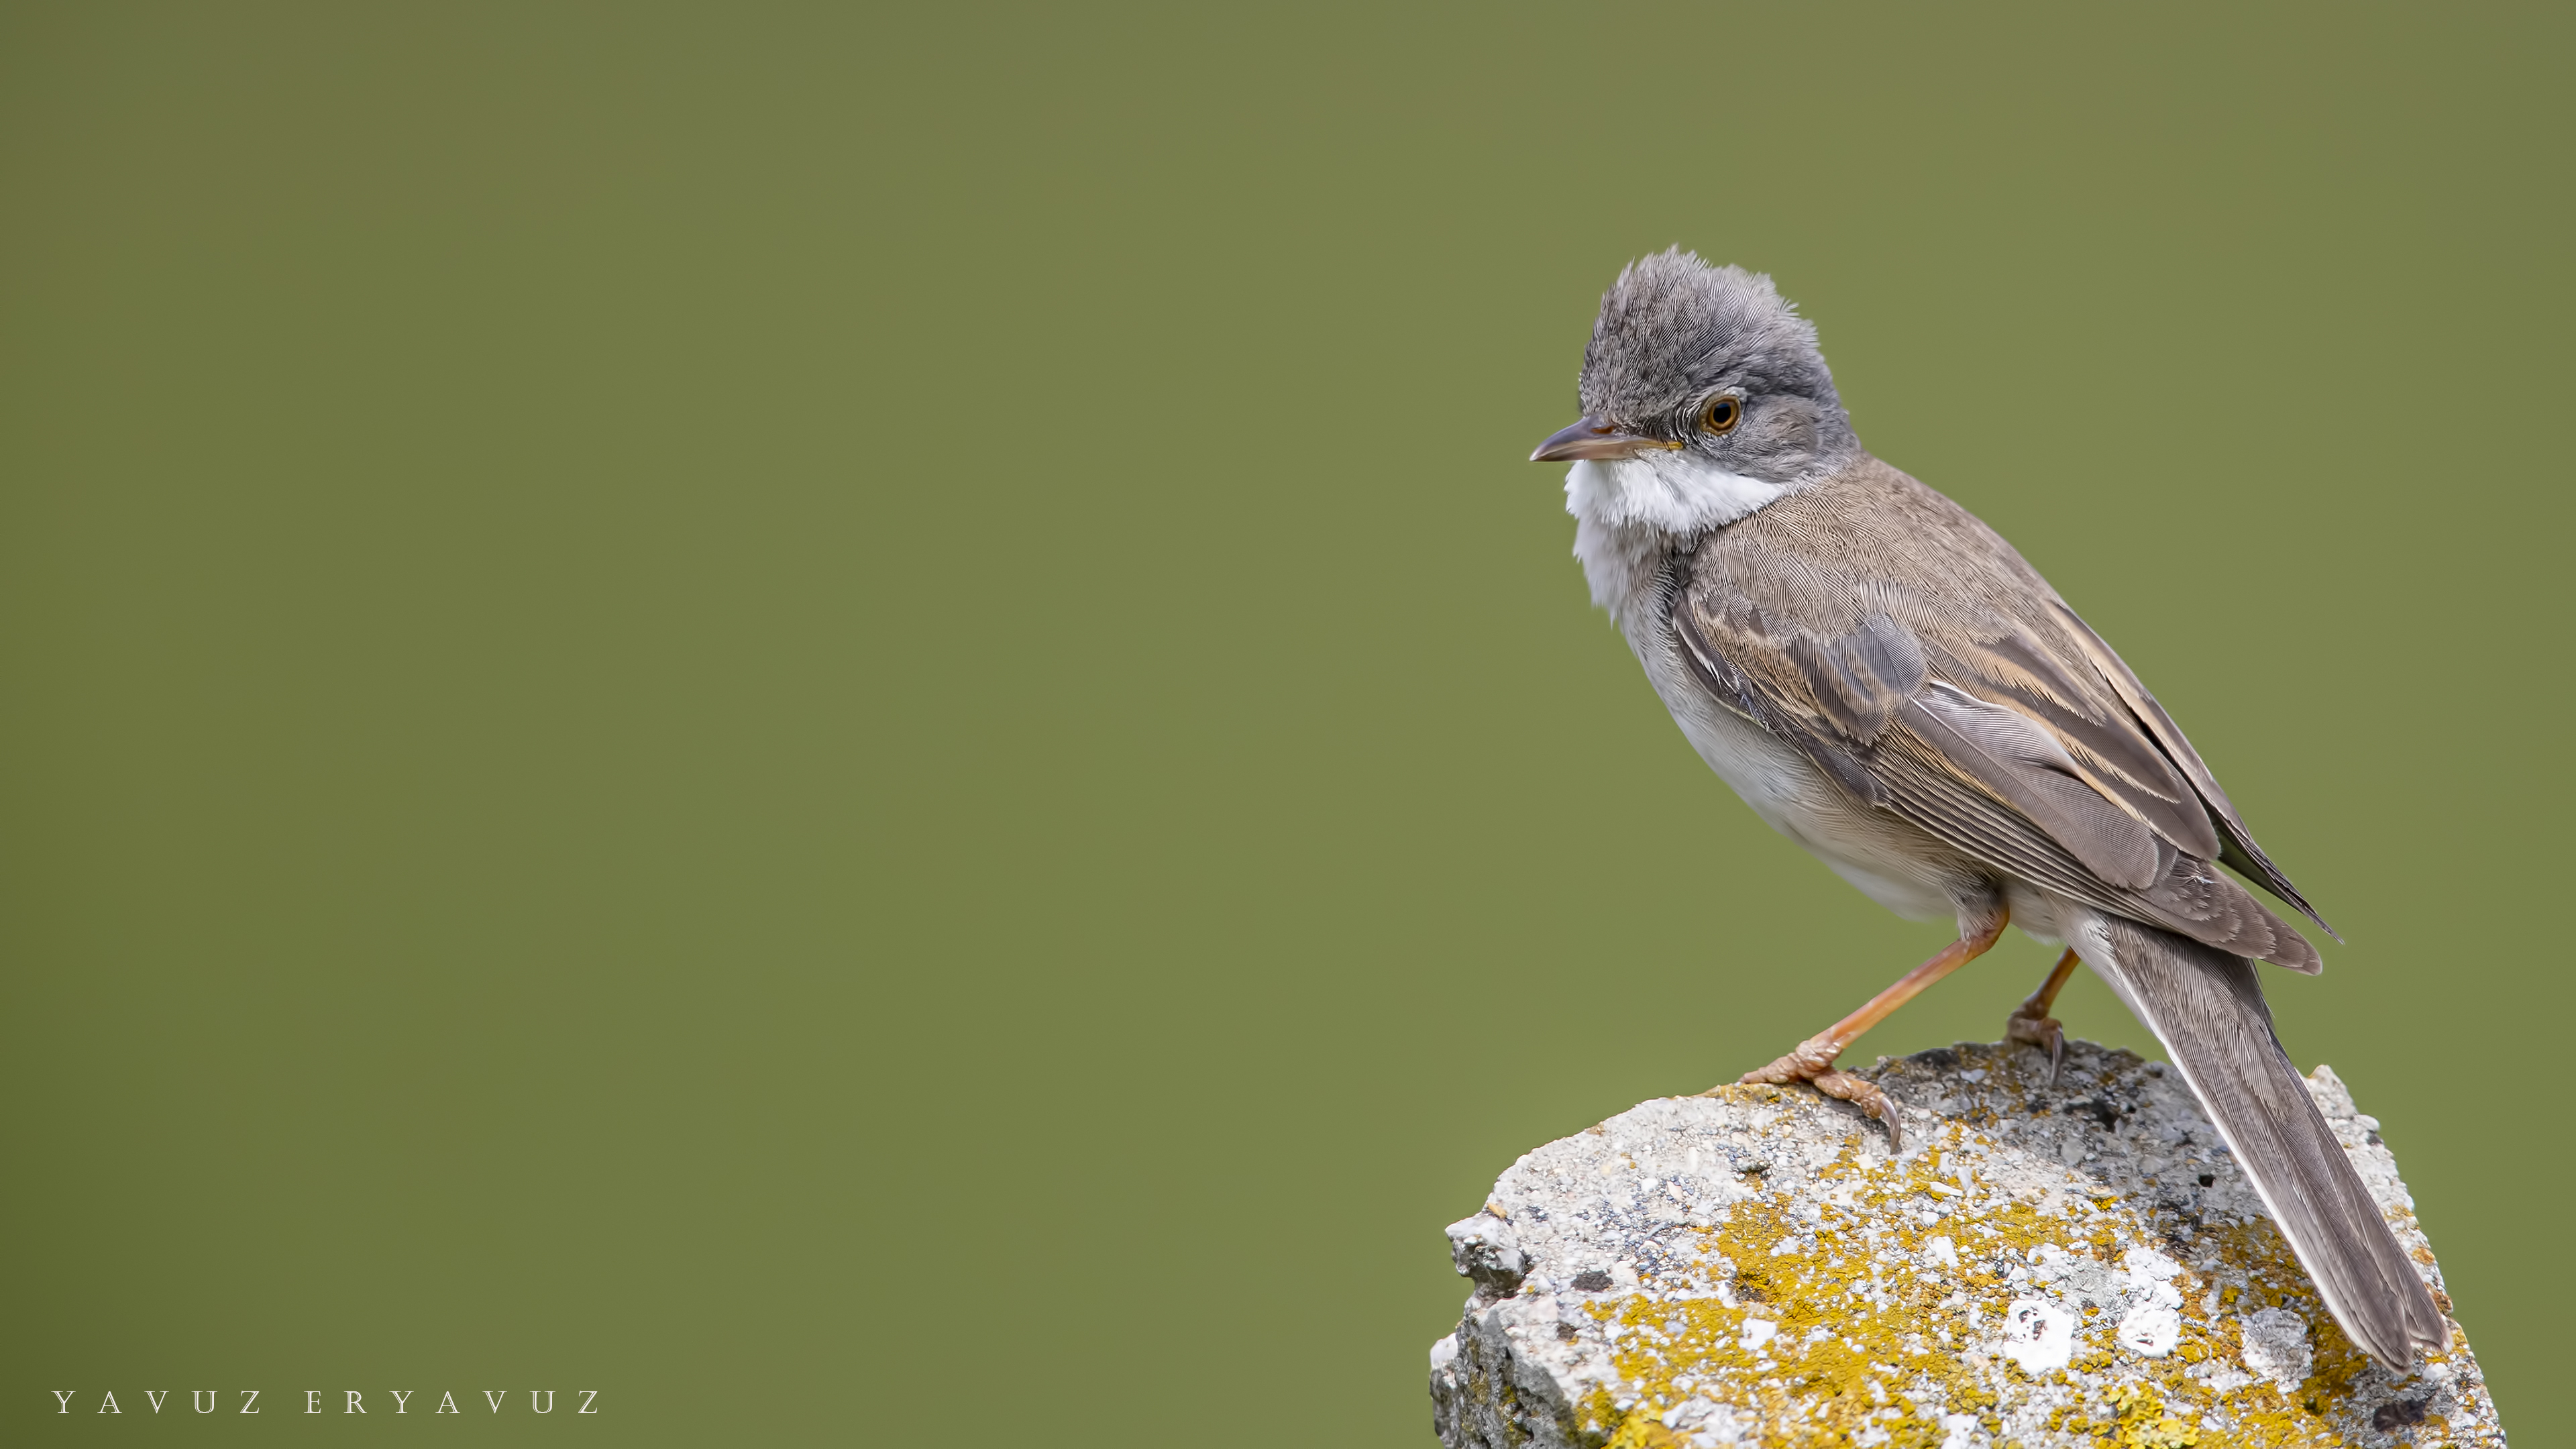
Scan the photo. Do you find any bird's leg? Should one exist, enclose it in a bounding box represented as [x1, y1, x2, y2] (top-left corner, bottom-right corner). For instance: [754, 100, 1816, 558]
[2005, 948, 2081, 1085]
[1734, 906, 2009, 1150]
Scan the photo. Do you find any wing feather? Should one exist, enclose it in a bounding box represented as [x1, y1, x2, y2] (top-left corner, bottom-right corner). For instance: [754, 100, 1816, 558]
[2048, 602, 2336, 938]
[1927, 633, 2224, 860]
[1903, 682, 2161, 890]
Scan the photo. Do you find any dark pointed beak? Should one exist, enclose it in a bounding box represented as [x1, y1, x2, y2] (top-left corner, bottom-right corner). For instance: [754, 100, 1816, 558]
[1529, 417, 1678, 462]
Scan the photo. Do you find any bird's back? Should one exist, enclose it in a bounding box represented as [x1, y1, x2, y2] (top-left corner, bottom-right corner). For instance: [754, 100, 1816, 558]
[1685, 455, 2073, 656]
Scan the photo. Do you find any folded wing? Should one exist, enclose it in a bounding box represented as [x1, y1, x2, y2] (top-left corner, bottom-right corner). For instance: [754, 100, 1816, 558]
[1674, 528, 2323, 971]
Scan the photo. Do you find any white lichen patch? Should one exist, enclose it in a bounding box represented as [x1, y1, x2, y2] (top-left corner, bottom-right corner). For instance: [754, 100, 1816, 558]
[2116, 1304, 2181, 1357]
[2002, 1299, 2074, 1373]
[1429, 1040, 2505, 1448]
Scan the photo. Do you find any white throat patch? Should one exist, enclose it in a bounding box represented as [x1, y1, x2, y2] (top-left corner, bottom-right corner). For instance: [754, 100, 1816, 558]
[1562, 452, 1788, 537]
[1562, 454, 1792, 626]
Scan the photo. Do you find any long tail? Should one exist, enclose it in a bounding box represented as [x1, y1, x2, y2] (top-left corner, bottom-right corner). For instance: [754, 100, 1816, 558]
[2072, 910, 2445, 1367]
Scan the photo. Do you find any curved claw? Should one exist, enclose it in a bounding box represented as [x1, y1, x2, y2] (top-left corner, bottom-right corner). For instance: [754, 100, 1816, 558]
[1735, 1035, 1903, 1150]
[1814, 1068, 1903, 1152]
[2006, 1010, 2065, 1087]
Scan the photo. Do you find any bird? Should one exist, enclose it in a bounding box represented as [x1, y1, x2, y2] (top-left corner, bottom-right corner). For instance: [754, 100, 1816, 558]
[1528, 248, 2445, 1369]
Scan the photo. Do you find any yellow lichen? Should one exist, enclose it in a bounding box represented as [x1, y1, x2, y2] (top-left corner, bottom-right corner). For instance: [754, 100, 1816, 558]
[1552, 1059, 2444, 1448]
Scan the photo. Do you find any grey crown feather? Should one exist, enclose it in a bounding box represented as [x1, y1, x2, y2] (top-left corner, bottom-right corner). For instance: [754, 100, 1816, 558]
[1579, 249, 1852, 456]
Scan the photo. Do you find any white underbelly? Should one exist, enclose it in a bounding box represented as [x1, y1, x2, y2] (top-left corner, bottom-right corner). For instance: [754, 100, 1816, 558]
[1668, 695, 1822, 835]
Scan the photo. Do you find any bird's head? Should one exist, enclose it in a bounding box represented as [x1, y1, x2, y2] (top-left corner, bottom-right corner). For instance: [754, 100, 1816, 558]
[1534, 251, 1858, 532]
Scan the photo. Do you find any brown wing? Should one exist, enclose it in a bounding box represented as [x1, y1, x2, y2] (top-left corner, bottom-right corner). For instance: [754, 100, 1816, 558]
[1673, 458, 2326, 971]
[2047, 600, 2335, 936]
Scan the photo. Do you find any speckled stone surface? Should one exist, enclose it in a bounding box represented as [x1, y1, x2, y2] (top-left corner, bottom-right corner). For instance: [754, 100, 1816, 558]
[1429, 1040, 2501, 1448]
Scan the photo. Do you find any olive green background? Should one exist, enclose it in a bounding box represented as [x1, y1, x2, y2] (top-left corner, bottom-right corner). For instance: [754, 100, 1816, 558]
[3, 2, 2565, 1441]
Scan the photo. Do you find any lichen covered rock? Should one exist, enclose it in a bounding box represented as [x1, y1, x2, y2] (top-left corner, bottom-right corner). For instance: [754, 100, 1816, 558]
[1428, 1041, 2501, 1448]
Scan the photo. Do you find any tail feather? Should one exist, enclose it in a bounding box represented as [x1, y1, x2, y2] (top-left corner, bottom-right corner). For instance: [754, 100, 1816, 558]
[2075, 912, 2445, 1367]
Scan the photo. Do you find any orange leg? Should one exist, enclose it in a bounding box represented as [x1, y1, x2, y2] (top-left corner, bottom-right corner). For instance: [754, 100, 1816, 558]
[2006, 947, 2082, 1085]
[1736, 908, 2009, 1150]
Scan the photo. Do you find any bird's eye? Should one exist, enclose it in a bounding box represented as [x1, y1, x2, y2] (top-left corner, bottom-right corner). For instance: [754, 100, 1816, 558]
[1700, 396, 1741, 435]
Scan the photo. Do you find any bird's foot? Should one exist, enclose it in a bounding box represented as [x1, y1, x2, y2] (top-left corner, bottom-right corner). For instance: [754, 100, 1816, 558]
[2005, 1004, 2065, 1085]
[1737, 1034, 1902, 1150]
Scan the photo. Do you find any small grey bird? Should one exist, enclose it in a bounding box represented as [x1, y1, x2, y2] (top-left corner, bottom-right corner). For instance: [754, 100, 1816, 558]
[1530, 249, 2445, 1368]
